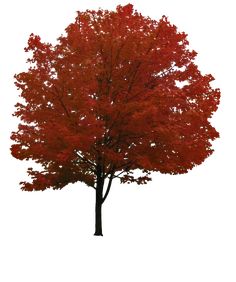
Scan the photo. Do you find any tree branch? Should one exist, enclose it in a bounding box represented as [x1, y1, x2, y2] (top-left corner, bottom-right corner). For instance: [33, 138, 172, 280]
[53, 86, 72, 119]
[102, 173, 114, 203]
[113, 170, 126, 178]
[76, 151, 96, 169]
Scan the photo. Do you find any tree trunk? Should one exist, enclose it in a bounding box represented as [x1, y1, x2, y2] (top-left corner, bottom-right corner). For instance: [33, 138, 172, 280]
[94, 185, 103, 236]
[94, 167, 104, 236]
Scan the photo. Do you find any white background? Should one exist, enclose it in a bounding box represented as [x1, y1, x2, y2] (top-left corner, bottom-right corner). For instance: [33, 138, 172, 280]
[0, 0, 235, 281]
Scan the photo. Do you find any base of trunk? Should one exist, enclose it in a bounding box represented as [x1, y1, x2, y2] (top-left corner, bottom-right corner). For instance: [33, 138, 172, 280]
[94, 167, 104, 236]
[94, 232, 103, 236]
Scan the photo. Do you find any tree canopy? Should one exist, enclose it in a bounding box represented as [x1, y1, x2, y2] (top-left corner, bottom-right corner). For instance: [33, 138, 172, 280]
[11, 4, 220, 235]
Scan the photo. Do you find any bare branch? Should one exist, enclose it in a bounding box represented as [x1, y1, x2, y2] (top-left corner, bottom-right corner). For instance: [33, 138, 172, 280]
[113, 170, 126, 178]
[102, 172, 114, 203]
[76, 151, 97, 169]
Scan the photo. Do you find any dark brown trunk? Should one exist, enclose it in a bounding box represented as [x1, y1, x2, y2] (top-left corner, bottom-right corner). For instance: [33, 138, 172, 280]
[94, 165, 104, 236]
[94, 184, 103, 236]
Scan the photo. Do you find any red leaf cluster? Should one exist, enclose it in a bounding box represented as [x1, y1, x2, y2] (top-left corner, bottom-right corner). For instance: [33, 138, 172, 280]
[11, 4, 220, 191]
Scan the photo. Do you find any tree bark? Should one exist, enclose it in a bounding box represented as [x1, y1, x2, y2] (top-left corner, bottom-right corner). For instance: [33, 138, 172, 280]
[94, 165, 104, 236]
[94, 183, 103, 236]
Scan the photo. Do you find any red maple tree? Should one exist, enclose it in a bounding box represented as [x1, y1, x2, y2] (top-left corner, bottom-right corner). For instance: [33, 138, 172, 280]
[11, 4, 220, 236]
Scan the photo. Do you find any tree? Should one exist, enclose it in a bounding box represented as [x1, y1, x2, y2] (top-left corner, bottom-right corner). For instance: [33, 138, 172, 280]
[11, 4, 220, 236]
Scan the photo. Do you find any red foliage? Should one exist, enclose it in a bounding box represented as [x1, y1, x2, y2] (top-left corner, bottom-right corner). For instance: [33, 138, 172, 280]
[11, 4, 220, 192]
